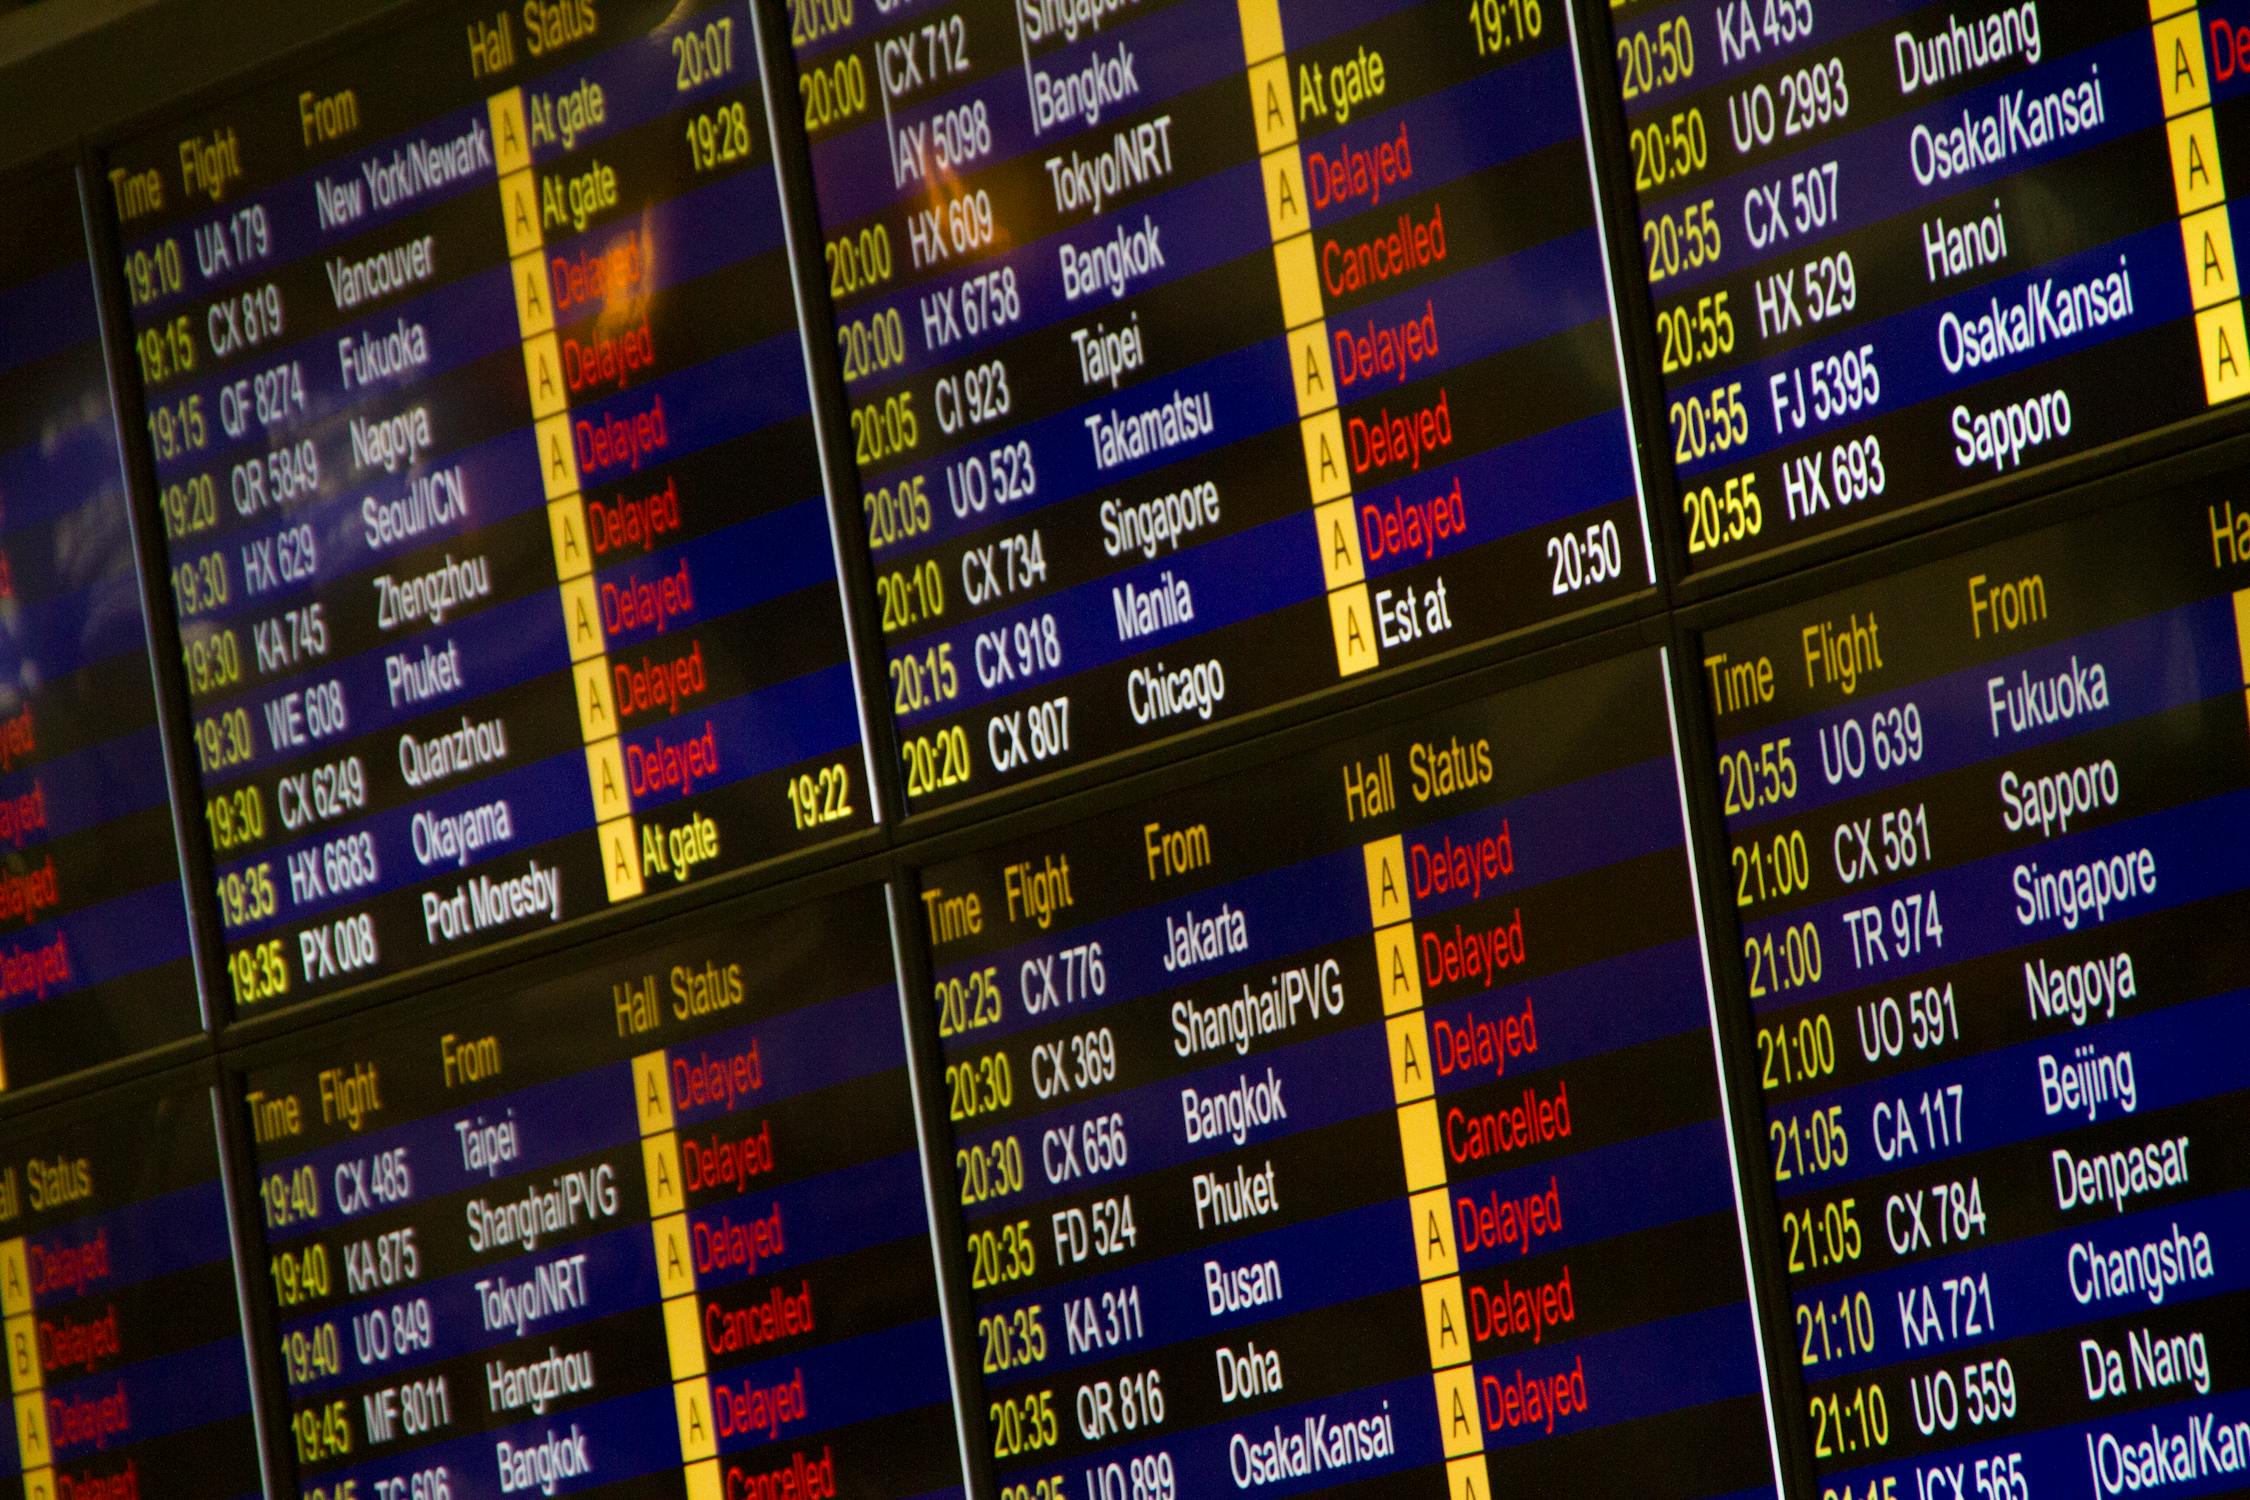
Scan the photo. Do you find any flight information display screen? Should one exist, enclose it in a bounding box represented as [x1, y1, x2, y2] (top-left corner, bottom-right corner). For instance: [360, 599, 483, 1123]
[238, 881, 966, 1500]
[1603, 0, 2250, 572]
[911, 649, 1776, 1500]
[103, 0, 874, 1017]
[0, 159, 201, 1091]
[794, 0, 1652, 811]
[1693, 479, 2250, 1495]
[0, 1067, 266, 1500]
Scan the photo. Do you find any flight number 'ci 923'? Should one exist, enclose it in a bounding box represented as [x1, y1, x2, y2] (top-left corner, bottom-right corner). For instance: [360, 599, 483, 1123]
[934, 358, 1011, 435]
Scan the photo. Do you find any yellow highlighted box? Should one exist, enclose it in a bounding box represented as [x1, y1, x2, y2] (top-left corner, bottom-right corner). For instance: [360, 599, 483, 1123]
[536, 412, 581, 501]
[587, 739, 632, 824]
[1247, 57, 1296, 153]
[2168, 109, 2226, 214]
[489, 89, 531, 174]
[1433, 1366, 1482, 1458]
[560, 576, 606, 661]
[2154, 12, 2212, 117]
[1300, 410, 1350, 502]
[2197, 299, 2250, 405]
[1237, 0, 1285, 67]
[601, 815, 647, 902]
[1374, 922, 1423, 1015]
[642, 1132, 685, 1217]
[2231, 588, 2250, 680]
[673, 1378, 717, 1462]
[632, 1050, 674, 1134]
[1397, 1099, 1446, 1193]
[1273, 235, 1323, 330]
[663, 1293, 707, 1380]
[1362, 836, 1408, 926]
[547, 497, 592, 581]
[574, 657, 619, 742]
[1328, 583, 1380, 677]
[1261, 146, 1311, 240]
[522, 331, 568, 419]
[2182, 205, 2241, 309]
[499, 169, 543, 257]
[652, 1214, 695, 1299]
[1409, 1186, 1459, 1280]
[1387, 1012, 1435, 1104]
[1315, 499, 1366, 589]
[5, 1314, 34, 1394]
[1288, 322, 1338, 416]
[14, 1390, 48, 1469]
[0, 1241, 27, 1317]
[512, 249, 554, 334]
[1421, 1275, 1471, 1368]
[1448, 1454, 1495, 1500]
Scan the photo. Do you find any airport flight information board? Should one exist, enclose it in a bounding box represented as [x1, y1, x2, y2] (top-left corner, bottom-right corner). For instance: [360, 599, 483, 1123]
[237, 881, 967, 1500]
[1694, 480, 2250, 1497]
[911, 649, 1776, 1500]
[0, 1067, 266, 1500]
[0, 160, 201, 1092]
[1604, 0, 2250, 572]
[103, 0, 873, 1017]
[795, 0, 1651, 811]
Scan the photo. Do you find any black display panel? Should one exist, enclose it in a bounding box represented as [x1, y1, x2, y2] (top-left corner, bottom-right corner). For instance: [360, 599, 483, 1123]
[0, 1066, 266, 1500]
[101, 0, 875, 1017]
[1693, 477, 2250, 1496]
[1601, 0, 2250, 573]
[236, 880, 967, 1500]
[909, 648, 1776, 1499]
[0, 158, 201, 1091]
[793, 0, 1653, 812]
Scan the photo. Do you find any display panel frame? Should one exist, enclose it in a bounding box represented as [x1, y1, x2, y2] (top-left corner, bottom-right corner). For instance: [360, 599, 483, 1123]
[1574, 3, 2250, 606]
[884, 606, 1799, 1500]
[0, 1052, 283, 1500]
[214, 846, 989, 1500]
[766, 0, 1683, 840]
[0, 142, 219, 1103]
[78, 0, 898, 1038]
[1664, 421, 2250, 1500]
